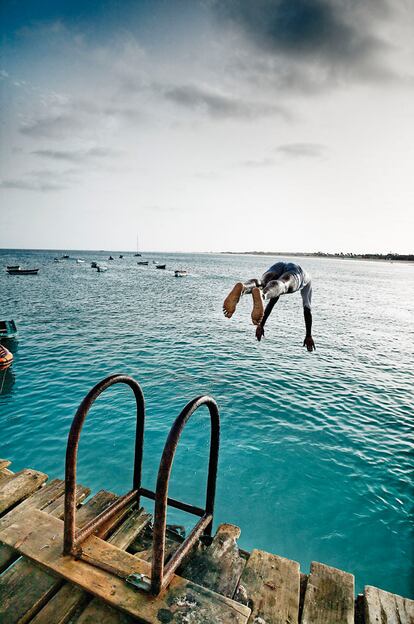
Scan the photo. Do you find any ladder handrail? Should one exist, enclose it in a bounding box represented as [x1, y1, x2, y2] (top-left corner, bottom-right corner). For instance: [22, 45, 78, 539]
[63, 374, 145, 555]
[151, 395, 220, 594]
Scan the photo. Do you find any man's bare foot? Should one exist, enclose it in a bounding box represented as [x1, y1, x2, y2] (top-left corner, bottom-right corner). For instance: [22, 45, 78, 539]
[223, 282, 244, 318]
[251, 287, 264, 325]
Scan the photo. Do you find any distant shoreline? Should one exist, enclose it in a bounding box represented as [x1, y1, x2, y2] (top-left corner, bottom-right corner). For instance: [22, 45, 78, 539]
[221, 251, 414, 263]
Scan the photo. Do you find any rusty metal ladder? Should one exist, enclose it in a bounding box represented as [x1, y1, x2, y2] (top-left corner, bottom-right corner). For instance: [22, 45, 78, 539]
[63, 374, 220, 595]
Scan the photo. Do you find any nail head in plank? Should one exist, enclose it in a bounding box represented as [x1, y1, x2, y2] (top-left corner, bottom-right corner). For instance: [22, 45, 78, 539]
[364, 585, 414, 624]
[180, 523, 246, 598]
[301, 561, 354, 624]
[0, 507, 251, 624]
[235, 548, 300, 624]
[0, 469, 48, 515]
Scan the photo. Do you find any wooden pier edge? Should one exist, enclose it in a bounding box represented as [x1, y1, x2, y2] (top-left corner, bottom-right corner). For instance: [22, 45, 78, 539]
[0, 459, 413, 624]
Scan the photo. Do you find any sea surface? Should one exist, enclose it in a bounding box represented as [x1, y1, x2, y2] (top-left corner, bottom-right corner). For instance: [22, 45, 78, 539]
[0, 249, 413, 597]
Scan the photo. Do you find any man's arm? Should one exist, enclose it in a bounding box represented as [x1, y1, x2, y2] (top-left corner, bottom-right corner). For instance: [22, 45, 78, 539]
[303, 307, 316, 352]
[256, 297, 278, 341]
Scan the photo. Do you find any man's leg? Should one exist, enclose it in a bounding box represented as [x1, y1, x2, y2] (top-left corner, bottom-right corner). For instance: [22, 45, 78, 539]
[223, 278, 261, 318]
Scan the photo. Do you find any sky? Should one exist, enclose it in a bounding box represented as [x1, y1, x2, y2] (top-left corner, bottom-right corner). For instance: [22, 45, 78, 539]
[0, 0, 413, 253]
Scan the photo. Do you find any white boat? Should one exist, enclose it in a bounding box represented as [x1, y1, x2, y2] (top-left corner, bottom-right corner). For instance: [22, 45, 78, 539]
[174, 270, 187, 277]
[76, 259, 85, 264]
[96, 264, 108, 272]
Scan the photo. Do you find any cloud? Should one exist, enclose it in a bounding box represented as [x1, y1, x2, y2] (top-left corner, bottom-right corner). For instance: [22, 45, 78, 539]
[211, 0, 395, 90]
[0, 168, 77, 192]
[161, 84, 288, 120]
[214, 1, 385, 58]
[276, 142, 326, 158]
[0, 178, 66, 192]
[32, 146, 117, 163]
[241, 157, 275, 167]
[20, 112, 86, 139]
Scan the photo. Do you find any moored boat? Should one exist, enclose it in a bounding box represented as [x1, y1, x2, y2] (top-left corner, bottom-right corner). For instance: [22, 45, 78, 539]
[96, 264, 108, 272]
[156, 264, 166, 269]
[7, 268, 39, 275]
[174, 270, 187, 277]
[0, 344, 13, 369]
[0, 320, 17, 339]
[108, 256, 114, 260]
[137, 261, 149, 265]
[91, 261, 98, 268]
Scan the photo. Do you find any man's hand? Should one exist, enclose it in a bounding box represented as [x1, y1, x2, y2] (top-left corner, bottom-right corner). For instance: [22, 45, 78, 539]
[256, 325, 265, 341]
[303, 336, 316, 352]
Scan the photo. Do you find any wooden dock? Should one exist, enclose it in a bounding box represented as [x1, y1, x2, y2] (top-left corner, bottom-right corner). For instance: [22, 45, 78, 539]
[1, 458, 413, 624]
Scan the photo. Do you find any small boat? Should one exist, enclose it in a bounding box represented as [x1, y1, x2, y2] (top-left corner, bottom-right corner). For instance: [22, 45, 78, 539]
[156, 264, 166, 270]
[54, 258, 60, 263]
[108, 256, 114, 261]
[61, 255, 69, 259]
[0, 320, 17, 339]
[96, 264, 108, 272]
[76, 259, 85, 264]
[119, 255, 123, 259]
[137, 261, 149, 266]
[0, 344, 13, 369]
[6, 265, 20, 270]
[134, 253, 142, 257]
[174, 270, 187, 277]
[91, 261, 98, 268]
[7, 268, 39, 275]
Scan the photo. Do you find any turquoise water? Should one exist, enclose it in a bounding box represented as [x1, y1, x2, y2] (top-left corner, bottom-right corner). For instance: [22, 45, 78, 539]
[0, 249, 413, 597]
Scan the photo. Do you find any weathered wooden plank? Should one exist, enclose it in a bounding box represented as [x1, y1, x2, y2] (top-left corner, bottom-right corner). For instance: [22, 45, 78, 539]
[108, 507, 152, 551]
[75, 601, 134, 624]
[301, 561, 354, 624]
[0, 507, 251, 624]
[0, 480, 89, 574]
[235, 548, 300, 624]
[0, 469, 48, 515]
[0, 491, 118, 624]
[0, 467, 15, 481]
[180, 523, 246, 598]
[31, 508, 152, 624]
[30, 583, 88, 624]
[364, 585, 414, 624]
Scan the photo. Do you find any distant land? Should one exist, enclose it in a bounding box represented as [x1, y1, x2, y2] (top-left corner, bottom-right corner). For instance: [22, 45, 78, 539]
[222, 251, 414, 262]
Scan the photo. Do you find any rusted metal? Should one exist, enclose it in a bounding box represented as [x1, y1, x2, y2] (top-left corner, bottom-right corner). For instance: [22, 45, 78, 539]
[64, 374, 145, 556]
[151, 395, 220, 595]
[64, 375, 220, 597]
[138, 487, 205, 517]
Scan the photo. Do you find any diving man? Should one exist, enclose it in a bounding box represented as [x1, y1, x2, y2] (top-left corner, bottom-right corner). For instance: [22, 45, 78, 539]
[223, 261, 315, 351]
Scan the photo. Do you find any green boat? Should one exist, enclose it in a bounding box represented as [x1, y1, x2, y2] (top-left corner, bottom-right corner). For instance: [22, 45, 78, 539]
[0, 320, 17, 339]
